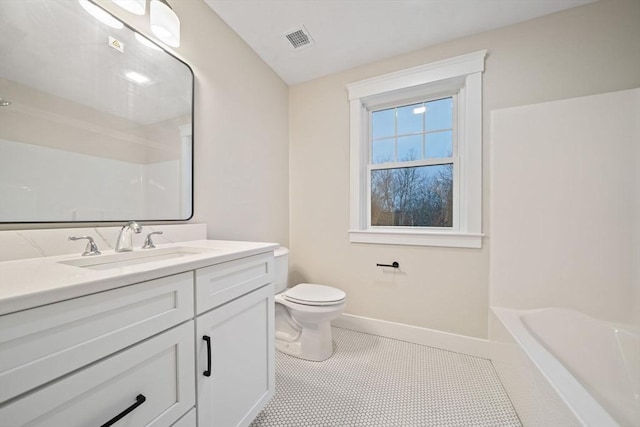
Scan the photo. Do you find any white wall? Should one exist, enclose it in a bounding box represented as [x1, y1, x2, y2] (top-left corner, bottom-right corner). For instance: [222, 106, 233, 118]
[289, 0, 640, 338]
[490, 89, 640, 325]
[4, 0, 290, 247]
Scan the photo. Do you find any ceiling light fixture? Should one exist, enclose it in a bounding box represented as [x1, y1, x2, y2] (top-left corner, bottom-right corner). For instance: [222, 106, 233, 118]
[78, 0, 124, 29]
[413, 106, 426, 115]
[150, 0, 180, 47]
[111, 0, 146, 15]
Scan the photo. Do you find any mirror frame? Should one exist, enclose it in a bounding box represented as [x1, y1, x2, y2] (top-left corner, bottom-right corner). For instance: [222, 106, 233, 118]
[0, 0, 195, 224]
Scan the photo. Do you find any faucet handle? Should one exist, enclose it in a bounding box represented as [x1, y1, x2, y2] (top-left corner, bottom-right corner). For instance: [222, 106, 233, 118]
[69, 236, 101, 256]
[142, 231, 163, 249]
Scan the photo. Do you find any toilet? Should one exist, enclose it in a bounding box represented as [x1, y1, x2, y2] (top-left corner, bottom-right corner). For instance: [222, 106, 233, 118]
[273, 247, 346, 362]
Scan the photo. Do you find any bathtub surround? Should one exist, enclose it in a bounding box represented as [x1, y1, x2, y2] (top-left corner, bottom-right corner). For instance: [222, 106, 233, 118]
[490, 89, 640, 425]
[490, 89, 640, 326]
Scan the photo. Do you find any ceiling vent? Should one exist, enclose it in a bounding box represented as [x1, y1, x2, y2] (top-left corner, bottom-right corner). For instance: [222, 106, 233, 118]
[283, 26, 314, 50]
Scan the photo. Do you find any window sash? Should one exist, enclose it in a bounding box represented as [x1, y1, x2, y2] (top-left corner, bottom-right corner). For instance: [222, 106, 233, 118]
[368, 95, 457, 165]
[366, 95, 458, 229]
[366, 159, 458, 229]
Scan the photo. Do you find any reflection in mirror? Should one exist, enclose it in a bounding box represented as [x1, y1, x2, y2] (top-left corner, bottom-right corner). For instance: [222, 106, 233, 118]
[0, 0, 193, 222]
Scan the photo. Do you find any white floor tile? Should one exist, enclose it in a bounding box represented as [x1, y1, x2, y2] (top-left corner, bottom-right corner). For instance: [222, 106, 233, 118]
[252, 327, 521, 426]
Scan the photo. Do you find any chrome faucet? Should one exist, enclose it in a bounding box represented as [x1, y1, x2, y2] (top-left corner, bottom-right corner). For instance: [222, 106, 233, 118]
[115, 221, 142, 252]
[142, 231, 163, 249]
[68, 236, 101, 256]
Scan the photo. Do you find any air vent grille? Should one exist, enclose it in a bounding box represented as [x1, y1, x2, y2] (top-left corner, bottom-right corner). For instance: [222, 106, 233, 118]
[284, 26, 314, 49]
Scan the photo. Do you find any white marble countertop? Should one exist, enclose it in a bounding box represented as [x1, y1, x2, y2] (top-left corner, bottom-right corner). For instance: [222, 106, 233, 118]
[0, 240, 278, 315]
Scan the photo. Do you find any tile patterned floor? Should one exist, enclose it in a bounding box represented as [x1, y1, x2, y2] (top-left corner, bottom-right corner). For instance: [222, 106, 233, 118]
[251, 327, 521, 427]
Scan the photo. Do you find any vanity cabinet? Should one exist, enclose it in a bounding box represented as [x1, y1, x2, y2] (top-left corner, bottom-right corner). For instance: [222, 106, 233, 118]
[195, 252, 275, 427]
[0, 246, 275, 427]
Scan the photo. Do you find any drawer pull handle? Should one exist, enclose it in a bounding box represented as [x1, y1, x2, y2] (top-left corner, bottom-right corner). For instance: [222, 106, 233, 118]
[100, 394, 146, 427]
[203, 335, 212, 377]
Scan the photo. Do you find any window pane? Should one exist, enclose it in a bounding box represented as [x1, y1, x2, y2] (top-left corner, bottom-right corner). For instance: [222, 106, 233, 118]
[425, 97, 453, 131]
[371, 108, 395, 139]
[397, 135, 422, 162]
[425, 130, 452, 158]
[397, 103, 423, 135]
[372, 138, 395, 164]
[371, 164, 453, 227]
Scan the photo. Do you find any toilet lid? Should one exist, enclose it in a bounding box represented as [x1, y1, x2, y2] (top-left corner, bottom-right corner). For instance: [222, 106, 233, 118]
[284, 283, 346, 305]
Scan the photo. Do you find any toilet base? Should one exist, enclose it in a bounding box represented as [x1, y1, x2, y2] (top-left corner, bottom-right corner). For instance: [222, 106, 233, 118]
[275, 320, 334, 362]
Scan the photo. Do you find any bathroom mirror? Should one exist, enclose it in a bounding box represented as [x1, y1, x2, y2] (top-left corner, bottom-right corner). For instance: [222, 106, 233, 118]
[0, 0, 193, 222]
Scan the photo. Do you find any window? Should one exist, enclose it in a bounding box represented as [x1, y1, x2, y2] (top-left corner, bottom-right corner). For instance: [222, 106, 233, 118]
[347, 50, 486, 248]
[370, 97, 455, 228]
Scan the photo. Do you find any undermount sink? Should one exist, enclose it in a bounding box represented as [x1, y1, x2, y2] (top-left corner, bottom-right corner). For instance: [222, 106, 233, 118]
[59, 247, 215, 270]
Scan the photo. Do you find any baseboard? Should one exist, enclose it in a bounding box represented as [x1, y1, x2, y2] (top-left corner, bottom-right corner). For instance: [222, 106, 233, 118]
[332, 313, 490, 359]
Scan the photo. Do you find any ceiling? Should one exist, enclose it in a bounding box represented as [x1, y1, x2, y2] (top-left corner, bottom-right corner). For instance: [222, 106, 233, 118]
[205, 0, 596, 85]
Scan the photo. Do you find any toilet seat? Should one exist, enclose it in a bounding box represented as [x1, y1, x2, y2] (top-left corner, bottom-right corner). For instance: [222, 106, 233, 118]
[283, 283, 346, 306]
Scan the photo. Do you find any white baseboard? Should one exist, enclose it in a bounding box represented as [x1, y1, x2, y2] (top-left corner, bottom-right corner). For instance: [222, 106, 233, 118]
[332, 313, 490, 359]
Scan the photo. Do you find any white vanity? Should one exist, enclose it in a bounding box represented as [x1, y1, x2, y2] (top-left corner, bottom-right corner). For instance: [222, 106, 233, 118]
[0, 239, 276, 427]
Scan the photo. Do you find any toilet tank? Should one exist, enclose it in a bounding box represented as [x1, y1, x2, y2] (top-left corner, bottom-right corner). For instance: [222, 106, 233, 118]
[273, 247, 289, 293]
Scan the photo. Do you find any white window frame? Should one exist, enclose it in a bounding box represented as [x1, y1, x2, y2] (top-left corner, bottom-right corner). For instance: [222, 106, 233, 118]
[347, 50, 486, 248]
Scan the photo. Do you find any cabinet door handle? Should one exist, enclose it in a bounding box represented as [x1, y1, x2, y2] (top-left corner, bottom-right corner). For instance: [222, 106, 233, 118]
[100, 394, 146, 427]
[203, 335, 212, 377]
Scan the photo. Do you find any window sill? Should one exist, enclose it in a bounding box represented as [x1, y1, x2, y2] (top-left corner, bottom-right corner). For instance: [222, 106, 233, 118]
[348, 229, 483, 249]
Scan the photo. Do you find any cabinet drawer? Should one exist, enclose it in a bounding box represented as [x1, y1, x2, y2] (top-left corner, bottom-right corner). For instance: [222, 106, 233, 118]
[0, 272, 194, 402]
[195, 252, 273, 314]
[0, 321, 195, 427]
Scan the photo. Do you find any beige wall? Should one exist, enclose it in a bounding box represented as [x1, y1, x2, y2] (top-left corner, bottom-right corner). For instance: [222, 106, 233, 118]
[289, 0, 640, 338]
[10, 0, 291, 244]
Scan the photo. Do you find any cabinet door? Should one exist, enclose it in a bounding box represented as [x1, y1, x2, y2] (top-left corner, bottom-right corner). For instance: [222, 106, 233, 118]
[0, 322, 195, 427]
[196, 284, 274, 427]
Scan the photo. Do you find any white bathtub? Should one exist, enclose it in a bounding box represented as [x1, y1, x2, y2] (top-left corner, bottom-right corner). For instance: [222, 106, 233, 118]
[492, 307, 639, 427]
